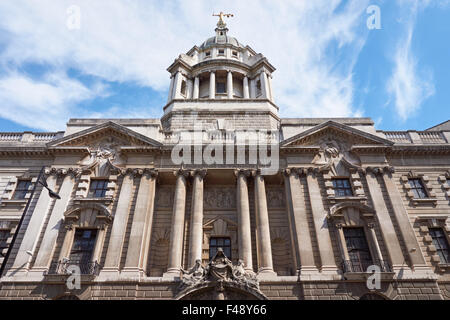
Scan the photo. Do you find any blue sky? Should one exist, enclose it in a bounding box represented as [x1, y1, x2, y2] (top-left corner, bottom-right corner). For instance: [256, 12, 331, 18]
[0, 0, 449, 132]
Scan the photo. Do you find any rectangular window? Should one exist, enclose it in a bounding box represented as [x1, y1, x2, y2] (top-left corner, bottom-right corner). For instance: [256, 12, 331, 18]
[343, 227, 373, 272]
[256, 80, 262, 96]
[216, 82, 226, 94]
[205, 51, 211, 58]
[429, 228, 450, 264]
[232, 51, 238, 58]
[218, 49, 225, 56]
[69, 229, 98, 263]
[0, 230, 10, 256]
[408, 178, 428, 199]
[209, 237, 231, 260]
[447, 178, 450, 187]
[12, 179, 32, 200]
[180, 80, 187, 96]
[88, 179, 109, 198]
[332, 178, 353, 197]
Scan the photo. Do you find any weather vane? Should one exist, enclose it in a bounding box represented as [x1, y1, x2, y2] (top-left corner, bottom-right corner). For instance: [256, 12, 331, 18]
[212, 11, 234, 28]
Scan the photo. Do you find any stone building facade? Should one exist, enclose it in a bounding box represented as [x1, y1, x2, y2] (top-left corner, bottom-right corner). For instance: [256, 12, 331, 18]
[0, 18, 449, 300]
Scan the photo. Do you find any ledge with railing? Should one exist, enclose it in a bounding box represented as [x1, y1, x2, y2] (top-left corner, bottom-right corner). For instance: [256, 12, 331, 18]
[382, 130, 448, 144]
[342, 259, 392, 274]
[47, 259, 101, 276]
[0, 131, 64, 143]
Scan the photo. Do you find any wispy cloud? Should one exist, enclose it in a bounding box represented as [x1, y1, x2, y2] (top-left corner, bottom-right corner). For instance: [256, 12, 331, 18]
[0, 0, 370, 129]
[387, 0, 435, 121]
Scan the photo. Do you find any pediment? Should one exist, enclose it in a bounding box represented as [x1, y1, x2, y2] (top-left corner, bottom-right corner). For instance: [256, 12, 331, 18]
[281, 121, 393, 148]
[47, 121, 162, 149]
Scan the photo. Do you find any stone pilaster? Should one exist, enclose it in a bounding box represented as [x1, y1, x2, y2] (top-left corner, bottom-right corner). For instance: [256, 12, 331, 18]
[122, 169, 158, 278]
[164, 169, 189, 278]
[283, 168, 317, 274]
[100, 169, 136, 278]
[253, 170, 276, 277]
[305, 168, 338, 273]
[32, 168, 79, 272]
[8, 169, 58, 277]
[209, 71, 215, 99]
[193, 76, 199, 99]
[227, 70, 233, 99]
[364, 167, 407, 270]
[188, 169, 206, 268]
[380, 167, 431, 274]
[235, 169, 253, 271]
[243, 76, 249, 99]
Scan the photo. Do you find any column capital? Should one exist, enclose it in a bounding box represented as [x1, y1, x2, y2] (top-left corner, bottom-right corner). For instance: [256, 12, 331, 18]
[283, 167, 306, 177]
[367, 223, 376, 229]
[174, 169, 190, 179]
[335, 223, 344, 229]
[234, 169, 252, 178]
[190, 169, 207, 179]
[143, 168, 158, 178]
[364, 166, 395, 176]
[55, 167, 81, 178]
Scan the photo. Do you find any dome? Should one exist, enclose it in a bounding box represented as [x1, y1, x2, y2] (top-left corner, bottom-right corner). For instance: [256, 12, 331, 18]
[199, 34, 244, 50]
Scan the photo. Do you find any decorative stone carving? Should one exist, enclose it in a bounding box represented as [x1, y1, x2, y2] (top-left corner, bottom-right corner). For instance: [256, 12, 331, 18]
[266, 188, 285, 208]
[178, 248, 260, 295]
[204, 187, 236, 209]
[155, 187, 174, 208]
[312, 138, 361, 176]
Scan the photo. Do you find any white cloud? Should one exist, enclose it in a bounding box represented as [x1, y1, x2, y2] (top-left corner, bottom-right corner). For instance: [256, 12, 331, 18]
[0, 0, 371, 129]
[387, 0, 435, 121]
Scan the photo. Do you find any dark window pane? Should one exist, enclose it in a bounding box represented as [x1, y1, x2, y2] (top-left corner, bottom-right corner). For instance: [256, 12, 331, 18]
[88, 179, 109, 198]
[343, 227, 372, 272]
[429, 228, 450, 264]
[70, 229, 98, 263]
[216, 82, 226, 94]
[332, 179, 353, 197]
[408, 179, 428, 199]
[12, 180, 32, 200]
[209, 237, 231, 261]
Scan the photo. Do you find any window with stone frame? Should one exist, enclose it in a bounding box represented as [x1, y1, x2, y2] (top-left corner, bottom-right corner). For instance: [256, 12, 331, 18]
[180, 80, 187, 96]
[205, 51, 211, 58]
[216, 82, 226, 94]
[218, 48, 225, 56]
[12, 179, 32, 200]
[408, 178, 428, 199]
[429, 228, 450, 264]
[0, 230, 10, 256]
[332, 178, 354, 197]
[69, 229, 98, 273]
[343, 227, 373, 272]
[256, 80, 262, 96]
[88, 179, 109, 198]
[209, 237, 231, 261]
[232, 50, 238, 58]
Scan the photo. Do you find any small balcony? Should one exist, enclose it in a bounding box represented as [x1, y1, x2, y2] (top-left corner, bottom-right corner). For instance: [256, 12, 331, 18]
[342, 259, 392, 274]
[47, 259, 101, 276]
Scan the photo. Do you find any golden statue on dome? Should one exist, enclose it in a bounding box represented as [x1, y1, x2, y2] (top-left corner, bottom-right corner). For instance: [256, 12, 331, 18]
[213, 11, 234, 28]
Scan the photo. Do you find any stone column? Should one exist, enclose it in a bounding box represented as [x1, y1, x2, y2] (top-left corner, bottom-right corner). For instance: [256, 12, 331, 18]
[364, 168, 405, 270]
[188, 169, 206, 268]
[58, 225, 75, 261]
[243, 76, 250, 99]
[193, 76, 199, 99]
[235, 170, 253, 271]
[283, 168, 317, 274]
[33, 169, 77, 271]
[335, 224, 350, 262]
[123, 169, 158, 277]
[227, 70, 233, 99]
[167, 74, 175, 102]
[209, 71, 215, 99]
[164, 169, 188, 277]
[305, 169, 338, 273]
[267, 75, 274, 102]
[381, 168, 430, 272]
[173, 71, 183, 99]
[9, 171, 58, 275]
[260, 71, 269, 99]
[100, 170, 135, 278]
[253, 170, 275, 276]
[367, 223, 384, 268]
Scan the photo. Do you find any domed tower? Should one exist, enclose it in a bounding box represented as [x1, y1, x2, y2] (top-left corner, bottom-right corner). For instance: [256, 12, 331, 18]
[162, 13, 279, 133]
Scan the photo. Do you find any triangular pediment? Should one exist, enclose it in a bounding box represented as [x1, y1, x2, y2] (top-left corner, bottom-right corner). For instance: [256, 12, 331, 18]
[47, 121, 162, 148]
[280, 121, 393, 147]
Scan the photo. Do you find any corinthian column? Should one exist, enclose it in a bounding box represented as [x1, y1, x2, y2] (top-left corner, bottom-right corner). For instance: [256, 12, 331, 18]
[235, 170, 253, 271]
[253, 170, 275, 276]
[164, 169, 188, 277]
[188, 169, 206, 268]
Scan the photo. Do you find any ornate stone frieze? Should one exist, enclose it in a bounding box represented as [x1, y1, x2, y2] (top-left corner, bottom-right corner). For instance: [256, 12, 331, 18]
[204, 187, 236, 209]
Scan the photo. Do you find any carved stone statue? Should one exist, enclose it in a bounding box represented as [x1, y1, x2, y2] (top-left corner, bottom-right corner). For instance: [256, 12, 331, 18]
[181, 259, 207, 287]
